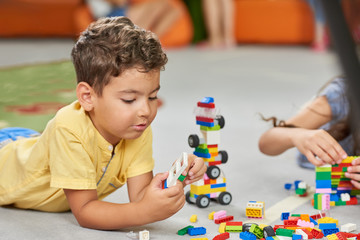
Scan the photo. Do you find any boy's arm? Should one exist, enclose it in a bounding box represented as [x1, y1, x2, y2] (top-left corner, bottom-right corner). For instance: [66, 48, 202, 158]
[64, 172, 185, 230]
[259, 96, 346, 165]
[127, 171, 153, 202]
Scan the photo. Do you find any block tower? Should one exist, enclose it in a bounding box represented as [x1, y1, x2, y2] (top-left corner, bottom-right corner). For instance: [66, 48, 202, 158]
[185, 97, 232, 208]
[314, 156, 360, 210]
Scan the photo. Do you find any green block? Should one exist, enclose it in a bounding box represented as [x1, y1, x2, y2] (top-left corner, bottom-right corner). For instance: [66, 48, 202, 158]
[351, 189, 360, 195]
[226, 225, 242, 232]
[200, 125, 220, 131]
[177, 225, 194, 235]
[316, 166, 332, 172]
[250, 224, 264, 238]
[178, 174, 187, 182]
[335, 201, 346, 206]
[276, 228, 294, 237]
[195, 147, 209, 154]
[296, 188, 306, 195]
[316, 171, 331, 180]
[291, 214, 301, 217]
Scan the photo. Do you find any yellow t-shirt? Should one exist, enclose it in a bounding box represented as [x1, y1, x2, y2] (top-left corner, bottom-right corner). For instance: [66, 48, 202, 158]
[0, 101, 154, 212]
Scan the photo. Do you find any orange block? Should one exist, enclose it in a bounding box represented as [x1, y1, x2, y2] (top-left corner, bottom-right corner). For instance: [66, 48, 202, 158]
[234, 0, 314, 44]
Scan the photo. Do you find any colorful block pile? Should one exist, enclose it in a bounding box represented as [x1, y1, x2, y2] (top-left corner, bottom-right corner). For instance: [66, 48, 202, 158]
[314, 156, 360, 209]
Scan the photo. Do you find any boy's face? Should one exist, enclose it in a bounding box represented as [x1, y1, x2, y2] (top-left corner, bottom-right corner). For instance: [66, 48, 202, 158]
[89, 67, 160, 145]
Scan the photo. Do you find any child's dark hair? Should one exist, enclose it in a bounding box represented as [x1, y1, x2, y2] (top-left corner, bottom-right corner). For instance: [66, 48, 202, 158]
[71, 16, 168, 96]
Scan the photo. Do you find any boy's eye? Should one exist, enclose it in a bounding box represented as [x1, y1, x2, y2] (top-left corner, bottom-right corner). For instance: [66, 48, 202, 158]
[122, 99, 135, 103]
[149, 96, 158, 101]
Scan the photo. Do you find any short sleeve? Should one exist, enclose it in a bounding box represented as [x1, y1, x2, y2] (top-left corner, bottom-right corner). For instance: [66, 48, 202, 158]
[319, 77, 349, 123]
[125, 127, 155, 178]
[49, 127, 97, 189]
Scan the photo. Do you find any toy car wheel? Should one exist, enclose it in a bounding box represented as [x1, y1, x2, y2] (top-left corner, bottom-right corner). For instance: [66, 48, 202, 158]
[217, 115, 225, 129]
[219, 150, 228, 164]
[207, 165, 220, 179]
[196, 195, 210, 208]
[185, 191, 193, 204]
[218, 191, 232, 205]
[188, 134, 200, 148]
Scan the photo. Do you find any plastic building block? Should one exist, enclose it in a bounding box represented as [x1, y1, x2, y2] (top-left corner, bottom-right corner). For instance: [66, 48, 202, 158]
[190, 214, 198, 223]
[225, 225, 242, 232]
[240, 231, 257, 240]
[276, 228, 294, 237]
[164, 152, 188, 188]
[293, 234, 303, 240]
[177, 225, 194, 235]
[242, 223, 258, 232]
[218, 222, 226, 233]
[326, 233, 339, 240]
[139, 230, 149, 240]
[250, 224, 264, 239]
[214, 210, 227, 220]
[126, 231, 137, 239]
[340, 223, 356, 232]
[214, 215, 234, 224]
[209, 211, 215, 220]
[310, 228, 324, 239]
[188, 227, 207, 236]
[281, 212, 290, 220]
[213, 232, 230, 240]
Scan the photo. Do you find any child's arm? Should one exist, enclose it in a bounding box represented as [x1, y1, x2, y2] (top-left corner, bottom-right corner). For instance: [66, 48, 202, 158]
[64, 171, 185, 230]
[259, 96, 347, 166]
[345, 157, 360, 189]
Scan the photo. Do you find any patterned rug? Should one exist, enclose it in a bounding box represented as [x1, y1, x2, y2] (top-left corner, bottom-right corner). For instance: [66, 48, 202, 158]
[0, 61, 77, 131]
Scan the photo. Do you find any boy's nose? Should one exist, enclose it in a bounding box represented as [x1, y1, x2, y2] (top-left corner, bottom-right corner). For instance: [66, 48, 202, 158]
[139, 101, 151, 116]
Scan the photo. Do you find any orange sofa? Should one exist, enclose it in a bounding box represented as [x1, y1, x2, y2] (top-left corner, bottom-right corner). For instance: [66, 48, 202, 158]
[234, 0, 314, 44]
[0, 0, 193, 48]
[0, 0, 93, 38]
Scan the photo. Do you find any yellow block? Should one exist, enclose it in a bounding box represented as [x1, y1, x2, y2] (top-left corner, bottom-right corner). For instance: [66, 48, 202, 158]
[246, 208, 262, 218]
[190, 214, 197, 223]
[190, 185, 227, 195]
[208, 211, 215, 220]
[219, 222, 226, 233]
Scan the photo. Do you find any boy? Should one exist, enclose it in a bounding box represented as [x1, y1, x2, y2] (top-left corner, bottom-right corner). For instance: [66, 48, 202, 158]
[0, 17, 206, 230]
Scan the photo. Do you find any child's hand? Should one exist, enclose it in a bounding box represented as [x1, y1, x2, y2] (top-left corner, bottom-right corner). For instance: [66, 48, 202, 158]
[292, 129, 347, 166]
[345, 157, 360, 189]
[138, 172, 185, 222]
[183, 154, 206, 185]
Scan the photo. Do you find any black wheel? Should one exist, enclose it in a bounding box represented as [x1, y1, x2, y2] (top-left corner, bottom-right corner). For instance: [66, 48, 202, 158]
[188, 134, 200, 148]
[207, 165, 220, 179]
[219, 150, 228, 164]
[196, 195, 210, 208]
[242, 223, 258, 232]
[263, 226, 276, 238]
[217, 115, 225, 129]
[185, 191, 193, 204]
[218, 192, 232, 205]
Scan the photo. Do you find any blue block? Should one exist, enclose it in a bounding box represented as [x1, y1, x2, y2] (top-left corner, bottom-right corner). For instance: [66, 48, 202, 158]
[292, 234, 303, 240]
[188, 227, 206, 236]
[319, 223, 337, 230]
[196, 120, 215, 127]
[240, 231, 256, 240]
[294, 180, 301, 189]
[316, 180, 332, 188]
[330, 194, 339, 202]
[200, 97, 214, 103]
[193, 151, 212, 159]
[281, 212, 290, 220]
[210, 183, 226, 189]
[284, 183, 292, 190]
[309, 217, 317, 226]
[322, 228, 339, 236]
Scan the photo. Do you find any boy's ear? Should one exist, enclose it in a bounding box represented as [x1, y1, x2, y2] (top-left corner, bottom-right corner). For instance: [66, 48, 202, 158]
[76, 82, 96, 111]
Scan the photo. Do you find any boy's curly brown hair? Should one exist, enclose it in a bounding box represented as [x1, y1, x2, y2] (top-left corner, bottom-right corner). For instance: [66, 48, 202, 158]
[71, 16, 168, 96]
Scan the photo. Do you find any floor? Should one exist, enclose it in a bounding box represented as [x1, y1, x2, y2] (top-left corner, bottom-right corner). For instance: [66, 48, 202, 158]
[0, 38, 359, 240]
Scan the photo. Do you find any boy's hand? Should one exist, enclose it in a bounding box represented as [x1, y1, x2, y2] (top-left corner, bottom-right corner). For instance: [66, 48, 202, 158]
[292, 129, 347, 166]
[138, 172, 185, 222]
[345, 157, 360, 189]
[183, 154, 206, 185]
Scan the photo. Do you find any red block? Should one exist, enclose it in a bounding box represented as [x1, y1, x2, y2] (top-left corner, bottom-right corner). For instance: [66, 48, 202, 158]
[336, 232, 348, 240]
[302, 229, 314, 239]
[196, 116, 214, 123]
[311, 228, 324, 239]
[197, 102, 215, 108]
[226, 221, 243, 226]
[213, 232, 230, 240]
[346, 197, 358, 205]
[284, 220, 298, 225]
[215, 216, 234, 224]
[208, 161, 222, 166]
